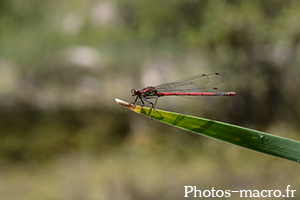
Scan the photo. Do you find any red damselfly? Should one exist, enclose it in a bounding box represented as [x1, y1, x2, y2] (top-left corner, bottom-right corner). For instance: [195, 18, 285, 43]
[131, 73, 236, 108]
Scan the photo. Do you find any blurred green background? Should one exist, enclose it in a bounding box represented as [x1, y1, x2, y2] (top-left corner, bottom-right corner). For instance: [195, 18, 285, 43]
[1, 0, 300, 199]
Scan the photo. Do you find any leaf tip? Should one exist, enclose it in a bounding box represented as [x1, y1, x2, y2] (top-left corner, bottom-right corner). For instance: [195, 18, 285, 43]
[115, 98, 135, 109]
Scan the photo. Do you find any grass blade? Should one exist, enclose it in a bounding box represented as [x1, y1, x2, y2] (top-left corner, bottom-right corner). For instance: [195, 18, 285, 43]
[115, 98, 300, 163]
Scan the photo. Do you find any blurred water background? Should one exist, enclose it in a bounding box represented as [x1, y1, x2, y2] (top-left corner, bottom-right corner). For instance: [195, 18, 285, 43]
[0, 0, 300, 199]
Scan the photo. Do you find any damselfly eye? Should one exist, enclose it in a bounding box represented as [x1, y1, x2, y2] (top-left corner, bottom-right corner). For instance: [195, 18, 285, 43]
[131, 89, 138, 96]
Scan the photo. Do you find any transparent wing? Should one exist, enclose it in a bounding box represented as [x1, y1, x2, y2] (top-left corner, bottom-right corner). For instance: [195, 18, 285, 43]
[155, 73, 225, 93]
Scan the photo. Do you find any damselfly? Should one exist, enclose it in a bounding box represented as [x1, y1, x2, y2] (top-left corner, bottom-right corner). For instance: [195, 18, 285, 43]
[131, 73, 235, 108]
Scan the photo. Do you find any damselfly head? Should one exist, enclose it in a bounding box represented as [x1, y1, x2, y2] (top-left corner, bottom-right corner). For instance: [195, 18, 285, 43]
[131, 89, 139, 96]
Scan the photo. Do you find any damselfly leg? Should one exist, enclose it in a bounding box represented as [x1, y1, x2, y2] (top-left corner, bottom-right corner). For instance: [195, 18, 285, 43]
[132, 96, 158, 109]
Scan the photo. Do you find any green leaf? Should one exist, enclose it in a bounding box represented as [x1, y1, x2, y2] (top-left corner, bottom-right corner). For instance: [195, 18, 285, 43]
[115, 98, 300, 163]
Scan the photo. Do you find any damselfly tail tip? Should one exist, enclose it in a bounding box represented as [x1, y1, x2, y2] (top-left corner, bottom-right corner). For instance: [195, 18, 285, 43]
[225, 92, 236, 96]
